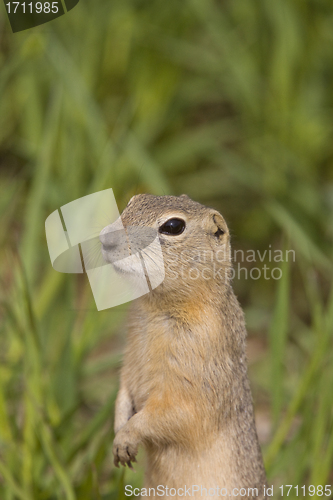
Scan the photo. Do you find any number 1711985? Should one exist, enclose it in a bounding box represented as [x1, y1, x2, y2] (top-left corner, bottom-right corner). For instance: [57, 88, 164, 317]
[280, 485, 331, 496]
[5, 2, 59, 14]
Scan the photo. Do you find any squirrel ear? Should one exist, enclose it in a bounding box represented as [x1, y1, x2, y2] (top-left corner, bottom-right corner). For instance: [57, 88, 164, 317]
[210, 212, 228, 239]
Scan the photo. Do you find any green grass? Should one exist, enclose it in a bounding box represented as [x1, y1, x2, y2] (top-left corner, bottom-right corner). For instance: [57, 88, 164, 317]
[0, 0, 333, 498]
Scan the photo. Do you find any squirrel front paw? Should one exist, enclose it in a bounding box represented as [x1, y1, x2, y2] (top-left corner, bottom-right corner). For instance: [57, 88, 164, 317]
[113, 427, 139, 469]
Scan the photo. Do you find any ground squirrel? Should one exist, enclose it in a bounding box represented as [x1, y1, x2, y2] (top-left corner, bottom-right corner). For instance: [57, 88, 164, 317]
[100, 194, 267, 499]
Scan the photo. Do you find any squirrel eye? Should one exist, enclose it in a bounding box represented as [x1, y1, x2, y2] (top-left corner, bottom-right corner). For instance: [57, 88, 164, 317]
[159, 218, 186, 236]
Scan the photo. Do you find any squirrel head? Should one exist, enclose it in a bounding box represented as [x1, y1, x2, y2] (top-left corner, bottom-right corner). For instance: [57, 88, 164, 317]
[100, 194, 232, 304]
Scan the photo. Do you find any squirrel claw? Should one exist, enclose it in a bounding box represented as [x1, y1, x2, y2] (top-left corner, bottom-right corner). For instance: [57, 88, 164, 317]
[113, 453, 120, 468]
[112, 431, 139, 470]
[127, 461, 136, 471]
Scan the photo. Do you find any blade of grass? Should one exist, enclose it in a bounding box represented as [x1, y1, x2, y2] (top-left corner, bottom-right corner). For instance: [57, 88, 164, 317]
[37, 421, 76, 500]
[0, 459, 33, 500]
[268, 253, 290, 425]
[265, 279, 333, 471]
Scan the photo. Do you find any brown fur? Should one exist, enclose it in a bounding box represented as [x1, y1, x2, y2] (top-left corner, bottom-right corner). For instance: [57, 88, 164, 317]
[100, 194, 267, 499]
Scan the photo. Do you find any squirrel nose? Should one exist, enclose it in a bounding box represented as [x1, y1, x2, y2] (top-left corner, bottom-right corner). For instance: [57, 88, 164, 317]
[99, 226, 119, 249]
[100, 218, 124, 248]
[99, 225, 123, 250]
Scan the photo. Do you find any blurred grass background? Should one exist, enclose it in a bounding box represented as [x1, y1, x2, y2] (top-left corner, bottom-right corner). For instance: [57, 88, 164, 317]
[0, 0, 333, 498]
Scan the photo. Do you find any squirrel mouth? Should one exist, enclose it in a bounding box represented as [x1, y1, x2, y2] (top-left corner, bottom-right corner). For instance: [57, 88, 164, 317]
[99, 225, 165, 292]
[100, 244, 126, 264]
